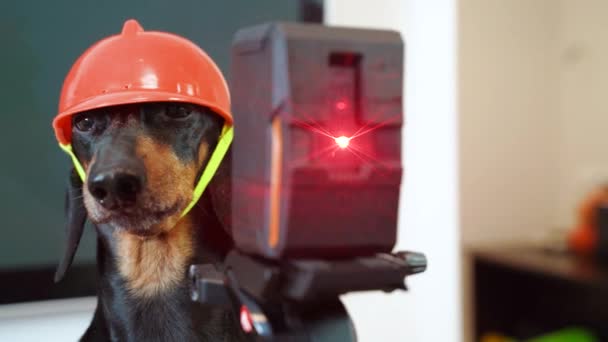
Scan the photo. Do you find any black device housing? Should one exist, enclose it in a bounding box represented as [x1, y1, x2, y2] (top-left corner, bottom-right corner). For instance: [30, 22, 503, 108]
[190, 250, 427, 341]
[230, 22, 404, 260]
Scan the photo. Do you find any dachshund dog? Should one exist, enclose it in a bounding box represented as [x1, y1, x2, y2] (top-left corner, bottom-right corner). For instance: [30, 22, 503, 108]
[55, 102, 244, 342]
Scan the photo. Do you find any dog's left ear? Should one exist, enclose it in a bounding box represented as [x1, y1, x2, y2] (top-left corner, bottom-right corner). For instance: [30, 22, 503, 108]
[54, 168, 87, 283]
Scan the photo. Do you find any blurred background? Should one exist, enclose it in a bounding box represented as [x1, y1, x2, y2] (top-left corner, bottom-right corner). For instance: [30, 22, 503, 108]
[2, 0, 608, 341]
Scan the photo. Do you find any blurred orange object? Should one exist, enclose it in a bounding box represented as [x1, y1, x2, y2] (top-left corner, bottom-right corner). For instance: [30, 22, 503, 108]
[568, 186, 608, 255]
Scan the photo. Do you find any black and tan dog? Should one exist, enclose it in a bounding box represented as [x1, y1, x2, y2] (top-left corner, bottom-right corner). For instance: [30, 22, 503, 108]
[55, 102, 244, 341]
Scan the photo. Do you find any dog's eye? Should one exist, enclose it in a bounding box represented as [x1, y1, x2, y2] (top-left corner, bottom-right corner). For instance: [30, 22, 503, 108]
[166, 104, 192, 119]
[74, 115, 95, 132]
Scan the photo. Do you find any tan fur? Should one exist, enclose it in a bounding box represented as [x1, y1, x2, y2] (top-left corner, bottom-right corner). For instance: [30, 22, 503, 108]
[82, 157, 92, 171]
[82, 155, 98, 221]
[115, 216, 194, 298]
[197, 142, 209, 168]
[110, 138, 211, 298]
[135, 137, 203, 233]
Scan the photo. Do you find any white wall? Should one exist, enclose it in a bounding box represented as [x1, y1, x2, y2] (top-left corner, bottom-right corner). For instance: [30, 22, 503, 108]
[326, 1, 461, 341]
[459, 0, 560, 247]
[555, 0, 608, 228]
[459, 0, 608, 249]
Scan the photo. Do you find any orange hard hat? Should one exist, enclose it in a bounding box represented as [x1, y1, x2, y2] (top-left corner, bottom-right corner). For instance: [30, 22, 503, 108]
[53, 19, 232, 145]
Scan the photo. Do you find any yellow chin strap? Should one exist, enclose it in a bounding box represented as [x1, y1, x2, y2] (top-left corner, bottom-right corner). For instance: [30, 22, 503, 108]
[59, 124, 233, 219]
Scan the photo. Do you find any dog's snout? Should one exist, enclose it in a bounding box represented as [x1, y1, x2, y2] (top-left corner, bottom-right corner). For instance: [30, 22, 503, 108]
[89, 171, 143, 209]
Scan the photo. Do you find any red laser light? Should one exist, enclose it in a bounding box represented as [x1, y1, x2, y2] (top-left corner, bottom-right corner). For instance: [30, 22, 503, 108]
[334, 135, 351, 149]
[335, 100, 347, 111]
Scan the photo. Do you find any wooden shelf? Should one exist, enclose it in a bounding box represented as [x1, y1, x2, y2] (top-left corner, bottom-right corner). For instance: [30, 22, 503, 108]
[473, 246, 608, 287]
[472, 246, 608, 340]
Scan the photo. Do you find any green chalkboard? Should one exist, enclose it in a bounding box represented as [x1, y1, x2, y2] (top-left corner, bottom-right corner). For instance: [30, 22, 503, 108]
[0, 0, 302, 269]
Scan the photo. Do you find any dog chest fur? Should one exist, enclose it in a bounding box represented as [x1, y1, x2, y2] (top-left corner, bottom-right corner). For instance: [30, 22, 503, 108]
[114, 217, 194, 298]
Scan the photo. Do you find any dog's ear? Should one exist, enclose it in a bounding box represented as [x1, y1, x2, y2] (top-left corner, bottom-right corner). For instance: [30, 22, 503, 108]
[54, 168, 87, 283]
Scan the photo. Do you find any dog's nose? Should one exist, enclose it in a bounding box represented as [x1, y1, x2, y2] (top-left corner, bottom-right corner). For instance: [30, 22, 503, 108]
[88, 171, 143, 209]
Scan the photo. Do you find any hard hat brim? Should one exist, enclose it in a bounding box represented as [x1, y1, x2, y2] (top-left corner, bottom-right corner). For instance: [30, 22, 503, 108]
[53, 90, 233, 145]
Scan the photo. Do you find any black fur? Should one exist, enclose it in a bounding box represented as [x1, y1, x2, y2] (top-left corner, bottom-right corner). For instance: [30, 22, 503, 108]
[57, 103, 243, 342]
[55, 168, 88, 282]
[78, 195, 241, 342]
[71, 103, 221, 174]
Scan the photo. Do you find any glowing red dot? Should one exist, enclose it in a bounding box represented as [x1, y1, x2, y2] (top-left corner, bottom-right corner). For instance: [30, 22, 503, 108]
[335, 100, 347, 111]
[334, 136, 351, 149]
